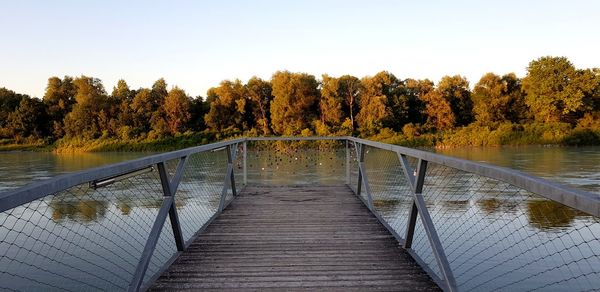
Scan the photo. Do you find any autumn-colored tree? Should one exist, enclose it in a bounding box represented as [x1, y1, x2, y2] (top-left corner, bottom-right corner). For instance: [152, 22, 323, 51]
[437, 75, 473, 127]
[164, 87, 191, 134]
[130, 88, 154, 134]
[63, 76, 108, 139]
[319, 75, 345, 130]
[472, 73, 527, 125]
[337, 75, 361, 132]
[43, 76, 76, 138]
[205, 80, 250, 131]
[270, 71, 320, 135]
[523, 57, 598, 123]
[356, 74, 389, 136]
[404, 79, 430, 125]
[246, 77, 273, 134]
[149, 78, 170, 137]
[421, 86, 455, 130]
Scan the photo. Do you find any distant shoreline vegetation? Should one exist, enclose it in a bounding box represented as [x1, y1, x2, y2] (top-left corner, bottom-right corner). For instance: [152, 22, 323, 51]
[1, 56, 599, 152]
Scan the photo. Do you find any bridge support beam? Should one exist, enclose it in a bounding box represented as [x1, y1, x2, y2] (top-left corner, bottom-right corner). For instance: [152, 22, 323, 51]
[398, 157, 457, 292]
[129, 156, 188, 292]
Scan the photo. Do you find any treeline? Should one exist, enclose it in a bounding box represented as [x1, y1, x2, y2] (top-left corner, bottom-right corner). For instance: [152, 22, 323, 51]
[1, 56, 599, 150]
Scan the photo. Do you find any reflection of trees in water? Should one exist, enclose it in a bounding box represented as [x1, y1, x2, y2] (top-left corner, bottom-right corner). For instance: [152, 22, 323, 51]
[477, 198, 520, 216]
[50, 200, 108, 222]
[246, 148, 345, 184]
[526, 200, 587, 231]
[49, 184, 223, 223]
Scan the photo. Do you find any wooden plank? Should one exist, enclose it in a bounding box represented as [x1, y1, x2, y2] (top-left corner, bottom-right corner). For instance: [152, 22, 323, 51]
[149, 185, 440, 291]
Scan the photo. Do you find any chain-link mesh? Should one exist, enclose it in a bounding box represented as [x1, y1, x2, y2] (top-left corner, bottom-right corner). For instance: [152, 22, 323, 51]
[356, 144, 600, 291]
[0, 148, 233, 291]
[245, 140, 346, 186]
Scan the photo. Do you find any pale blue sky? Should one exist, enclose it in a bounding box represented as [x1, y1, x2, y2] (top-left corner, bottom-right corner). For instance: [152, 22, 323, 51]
[1, 0, 598, 98]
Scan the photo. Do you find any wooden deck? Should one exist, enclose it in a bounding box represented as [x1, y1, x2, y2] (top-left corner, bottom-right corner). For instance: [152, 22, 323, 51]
[150, 185, 440, 291]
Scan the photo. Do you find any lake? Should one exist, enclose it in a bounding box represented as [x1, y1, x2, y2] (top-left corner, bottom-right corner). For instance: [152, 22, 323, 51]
[1, 145, 599, 193]
[0, 145, 598, 291]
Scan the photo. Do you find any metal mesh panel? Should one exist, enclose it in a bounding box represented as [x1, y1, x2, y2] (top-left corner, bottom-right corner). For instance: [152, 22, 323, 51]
[352, 143, 600, 291]
[362, 147, 413, 239]
[0, 148, 234, 291]
[411, 162, 600, 291]
[175, 151, 227, 243]
[245, 140, 346, 186]
[348, 141, 359, 193]
[0, 169, 164, 291]
[233, 142, 245, 194]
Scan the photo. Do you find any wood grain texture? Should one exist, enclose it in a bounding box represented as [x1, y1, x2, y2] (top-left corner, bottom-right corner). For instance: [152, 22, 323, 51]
[150, 185, 440, 291]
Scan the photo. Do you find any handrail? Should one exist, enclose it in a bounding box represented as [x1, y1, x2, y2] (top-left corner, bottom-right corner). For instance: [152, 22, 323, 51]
[346, 137, 600, 217]
[0, 138, 245, 213]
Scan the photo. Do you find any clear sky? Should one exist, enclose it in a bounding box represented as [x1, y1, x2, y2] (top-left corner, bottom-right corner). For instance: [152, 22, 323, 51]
[1, 0, 598, 98]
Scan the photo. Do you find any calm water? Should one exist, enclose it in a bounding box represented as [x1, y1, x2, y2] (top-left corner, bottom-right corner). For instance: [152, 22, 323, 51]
[0, 146, 598, 291]
[436, 145, 600, 193]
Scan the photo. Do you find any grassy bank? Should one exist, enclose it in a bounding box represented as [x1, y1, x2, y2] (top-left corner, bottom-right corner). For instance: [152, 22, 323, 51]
[2, 123, 600, 153]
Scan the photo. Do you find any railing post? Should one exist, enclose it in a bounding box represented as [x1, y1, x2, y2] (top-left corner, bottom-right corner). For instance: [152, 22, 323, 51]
[400, 158, 457, 292]
[403, 158, 426, 249]
[229, 144, 237, 197]
[243, 140, 247, 185]
[218, 145, 235, 212]
[345, 140, 350, 185]
[354, 142, 374, 210]
[129, 157, 188, 292]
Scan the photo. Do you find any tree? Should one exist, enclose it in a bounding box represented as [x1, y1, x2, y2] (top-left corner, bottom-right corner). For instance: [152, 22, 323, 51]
[338, 75, 362, 132]
[421, 85, 455, 130]
[188, 96, 209, 131]
[0, 88, 27, 132]
[246, 77, 273, 135]
[437, 75, 473, 126]
[357, 71, 411, 135]
[319, 75, 346, 131]
[149, 78, 170, 136]
[405, 78, 431, 125]
[270, 71, 320, 135]
[131, 88, 154, 134]
[8, 97, 49, 138]
[472, 73, 527, 125]
[522, 56, 597, 123]
[43, 76, 76, 138]
[204, 80, 250, 131]
[164, 87, 191, 134]
[63, 76, 108, 139]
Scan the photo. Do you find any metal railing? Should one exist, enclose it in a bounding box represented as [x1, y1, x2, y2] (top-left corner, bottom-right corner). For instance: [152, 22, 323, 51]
[0, 136, 599, 291]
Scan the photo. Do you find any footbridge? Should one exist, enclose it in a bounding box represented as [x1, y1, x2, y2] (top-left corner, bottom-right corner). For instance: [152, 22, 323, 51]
[0, 137, 598, 291]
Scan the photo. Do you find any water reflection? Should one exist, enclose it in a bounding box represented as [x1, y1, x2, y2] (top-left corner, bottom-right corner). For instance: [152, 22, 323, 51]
[477, 198, 519, 216]
[526, 200, 587, 231]
[50, 200, 108, 222]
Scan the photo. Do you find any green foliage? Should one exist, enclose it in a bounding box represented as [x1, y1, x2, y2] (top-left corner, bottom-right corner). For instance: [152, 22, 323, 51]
[8, 97, 49, 138]
[437, 75, 473, 126]
[473, 73, 527, 125]
[204, 80, 250, 131]
[0, 87, 27, 131]
[164, 87, 191, 134]
[43, 76, 76, 139]
[270, 71, 320, 135]
[561, 128, 600, 146]
[246, 77, 273, 135]
[63, 76, 108, 139]
[2, 56, 600, 152]
[523, 56, 598, 123]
